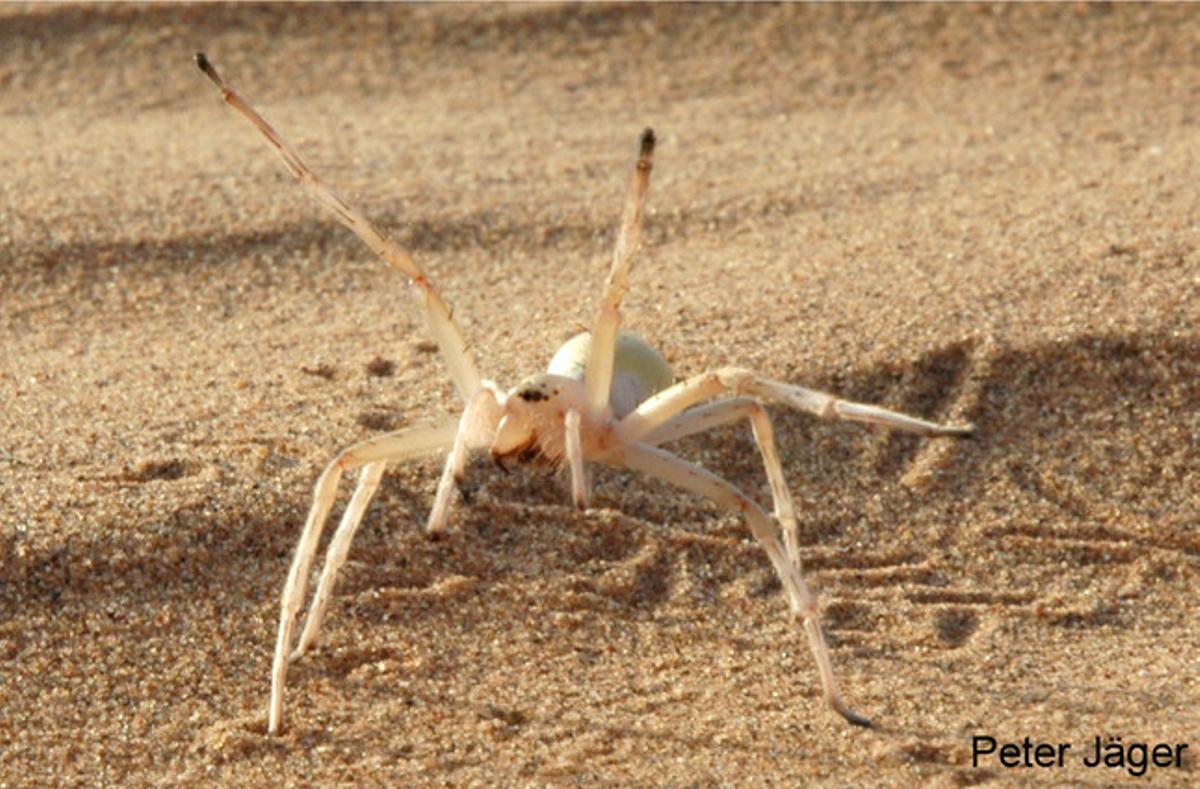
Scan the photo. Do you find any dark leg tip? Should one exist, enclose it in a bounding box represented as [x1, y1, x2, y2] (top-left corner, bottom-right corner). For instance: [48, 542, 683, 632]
[833, 699, 874, 729]
[847, 712, 875, 729]
[194, 52, 222, 85]
[639, 128, 656, 156]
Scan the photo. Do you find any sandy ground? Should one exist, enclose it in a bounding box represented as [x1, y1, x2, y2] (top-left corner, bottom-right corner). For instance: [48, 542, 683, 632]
[1, 4, 1197, 785]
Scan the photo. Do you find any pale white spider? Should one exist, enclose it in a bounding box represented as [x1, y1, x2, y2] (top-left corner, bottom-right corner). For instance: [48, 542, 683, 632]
[196, 53, 973, 736]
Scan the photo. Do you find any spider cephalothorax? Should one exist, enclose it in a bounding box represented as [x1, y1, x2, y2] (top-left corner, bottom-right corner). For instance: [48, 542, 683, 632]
[491, 373, 586, 469]
[197, 52, 974, 737]
[491, 330, 674, 470]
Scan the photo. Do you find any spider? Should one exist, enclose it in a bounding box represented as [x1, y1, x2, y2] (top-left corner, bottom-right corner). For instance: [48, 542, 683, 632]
[196, 53, 974, 737]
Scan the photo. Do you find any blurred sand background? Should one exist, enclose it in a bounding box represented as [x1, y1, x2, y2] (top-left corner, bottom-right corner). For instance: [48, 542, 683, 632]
[1, 3, 1197, 785]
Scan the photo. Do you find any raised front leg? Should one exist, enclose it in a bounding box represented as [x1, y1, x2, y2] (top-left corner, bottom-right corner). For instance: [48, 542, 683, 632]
[196, 53, 483, 402]
[583, 129, 656, 418]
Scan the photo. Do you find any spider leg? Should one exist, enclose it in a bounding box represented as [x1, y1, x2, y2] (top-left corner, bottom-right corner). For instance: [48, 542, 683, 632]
[563, 409, 588, 509]
[270, 421, 457, 735]
[291, 461, 386, 661]
[642, 396, 758, 446]
[745, 402, 804, 569]
[426, 383, 505, 535]
[195, 53, 482, 403]
[583, 129, 656, 417]
[646, 398, 815, 603]
[620, 367, 974, 445]
[617, 442, 871, 728]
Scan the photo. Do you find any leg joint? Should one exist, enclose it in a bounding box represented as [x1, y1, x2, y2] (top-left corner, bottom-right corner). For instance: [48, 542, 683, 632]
[715, 366, 755, 393]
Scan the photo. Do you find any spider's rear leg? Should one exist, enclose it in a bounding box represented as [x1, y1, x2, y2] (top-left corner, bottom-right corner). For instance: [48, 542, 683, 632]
[618, 442, 873, 728]
[291, 461, 386, 661]
[620, 367, 974, 445]
[644, 397, 805, 564]
[270, 422, 457, 735]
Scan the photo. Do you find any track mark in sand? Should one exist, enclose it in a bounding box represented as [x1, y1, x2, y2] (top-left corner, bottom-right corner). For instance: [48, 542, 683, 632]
[806, 549, 944, 589]
[356, 410, 404, 432]
[822, 600, 880, 633]
[904, 588, 1034, 607]
[1032, 600, 1123, 629]
[1006, 460, 1095, 523]
[126, 458, 194, 481]
[590, 539, 674, 608]
[804, 548, 925, 573]
[984, 529, 1137, 567]
[319, 645, 407, 680]
[826, 563, 942, 589]
[552, 537, 677, 611]
[191, 717, 281, 763]
[299, 361, 336, 380]
[837, 582, 1037, 651]
[931, 607, 980, 648]
[311, 635, 471, 691]
[559, 510, 647, 566]
[352, 573, 484, 619]
[477, 703, 529, 742]
[894, 738, 959, 767]
[876, 736, 1003, 784]
[1002, 464, 1200, 561]
[80, 457, 198, 484]
[828, 587, 1026, 650]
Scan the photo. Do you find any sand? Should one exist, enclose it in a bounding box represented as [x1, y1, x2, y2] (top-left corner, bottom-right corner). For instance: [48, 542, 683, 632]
[1, 3, 1197, 785]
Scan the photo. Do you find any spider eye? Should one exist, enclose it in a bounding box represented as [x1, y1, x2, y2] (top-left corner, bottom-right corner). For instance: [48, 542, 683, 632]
[518, 388, 549, 403]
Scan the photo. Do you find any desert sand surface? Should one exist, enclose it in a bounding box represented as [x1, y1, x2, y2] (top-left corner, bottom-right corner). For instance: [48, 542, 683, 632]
[1, 3, 1197, 785]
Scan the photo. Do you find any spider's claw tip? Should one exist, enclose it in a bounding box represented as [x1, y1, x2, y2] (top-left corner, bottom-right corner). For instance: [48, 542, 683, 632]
[194, 52, 222, 85]
[840, 707, 874, 728]
[639, 128, 656, 155]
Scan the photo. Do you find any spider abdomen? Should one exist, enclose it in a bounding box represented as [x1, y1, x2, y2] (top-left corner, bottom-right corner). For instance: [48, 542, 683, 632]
[547, 330, 674, 418]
